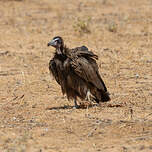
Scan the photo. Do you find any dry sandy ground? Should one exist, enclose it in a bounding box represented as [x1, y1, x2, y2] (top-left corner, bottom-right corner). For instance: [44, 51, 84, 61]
[0, 0, 152, 151]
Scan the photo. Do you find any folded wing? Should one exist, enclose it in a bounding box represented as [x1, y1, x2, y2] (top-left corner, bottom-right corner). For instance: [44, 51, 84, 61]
[70, 46, 107, 93]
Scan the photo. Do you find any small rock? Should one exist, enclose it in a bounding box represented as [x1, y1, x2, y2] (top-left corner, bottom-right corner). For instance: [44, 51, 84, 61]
[13, 117, 16, 121]
[135, 74, 139, 78]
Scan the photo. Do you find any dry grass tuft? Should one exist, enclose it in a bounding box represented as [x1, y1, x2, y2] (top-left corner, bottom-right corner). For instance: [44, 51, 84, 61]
[73, 17, 91, 35]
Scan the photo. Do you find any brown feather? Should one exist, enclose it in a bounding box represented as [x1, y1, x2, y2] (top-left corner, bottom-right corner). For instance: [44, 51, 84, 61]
[49, 38, 110, 103]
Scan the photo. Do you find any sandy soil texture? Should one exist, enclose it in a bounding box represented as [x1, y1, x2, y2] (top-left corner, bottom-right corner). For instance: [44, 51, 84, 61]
[0, 0, 152, 151]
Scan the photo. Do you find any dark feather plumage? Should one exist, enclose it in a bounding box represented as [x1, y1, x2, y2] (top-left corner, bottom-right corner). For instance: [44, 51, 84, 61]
[48, 36, 110, 108]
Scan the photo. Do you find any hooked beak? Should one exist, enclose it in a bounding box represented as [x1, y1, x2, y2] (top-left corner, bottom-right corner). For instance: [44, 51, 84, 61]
[47, 39, 55, 47]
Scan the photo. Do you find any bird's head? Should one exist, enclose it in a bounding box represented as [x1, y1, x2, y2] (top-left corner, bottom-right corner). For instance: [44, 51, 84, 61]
[48, 36, 64, 55]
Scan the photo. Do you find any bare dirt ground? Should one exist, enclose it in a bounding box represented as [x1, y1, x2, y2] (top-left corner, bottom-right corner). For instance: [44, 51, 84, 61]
[0, 0, 152, 151]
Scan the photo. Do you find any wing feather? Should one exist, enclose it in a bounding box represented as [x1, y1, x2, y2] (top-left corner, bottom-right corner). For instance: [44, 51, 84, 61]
[49, 59, 61, 85]
[75, 46, 98, 59]
[71, 56, 107, 92]
[49, 58, 67, 94]
[67, 46, 98, 60]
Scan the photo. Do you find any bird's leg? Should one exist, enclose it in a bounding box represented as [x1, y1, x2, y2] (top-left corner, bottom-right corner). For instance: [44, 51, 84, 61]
[74, 99, 79, 109]
[85, 89, 94, 102]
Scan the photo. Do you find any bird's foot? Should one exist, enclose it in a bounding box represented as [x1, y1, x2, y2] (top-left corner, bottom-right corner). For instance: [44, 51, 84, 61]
[85, 90, 95, 102]
[73, 99, 79, 109]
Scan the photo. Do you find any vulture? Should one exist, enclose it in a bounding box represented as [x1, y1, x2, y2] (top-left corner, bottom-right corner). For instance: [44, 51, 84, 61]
[48, 36, 110, 108]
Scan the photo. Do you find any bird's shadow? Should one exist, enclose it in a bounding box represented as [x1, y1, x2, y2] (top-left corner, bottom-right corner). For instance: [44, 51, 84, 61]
[46, 104, 98, 110]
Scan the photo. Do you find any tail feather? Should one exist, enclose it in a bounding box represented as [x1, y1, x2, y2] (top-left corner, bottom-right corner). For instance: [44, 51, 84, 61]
[95, 91, 111, 103]
[101, 91, 111, 102]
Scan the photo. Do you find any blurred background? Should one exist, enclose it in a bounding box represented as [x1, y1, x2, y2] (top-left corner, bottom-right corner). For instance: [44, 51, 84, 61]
[0, 0, 152, 151]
